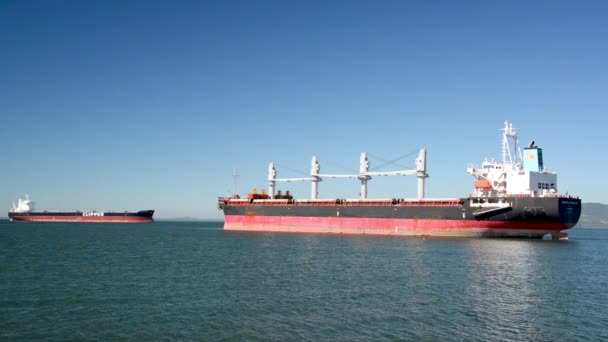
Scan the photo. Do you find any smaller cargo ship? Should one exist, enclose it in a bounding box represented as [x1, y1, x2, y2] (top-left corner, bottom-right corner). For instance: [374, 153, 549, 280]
[8, 195, 154, 223]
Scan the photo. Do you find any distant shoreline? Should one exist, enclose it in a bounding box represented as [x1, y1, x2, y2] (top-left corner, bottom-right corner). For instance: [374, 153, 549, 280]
[154, 218, 223, 222]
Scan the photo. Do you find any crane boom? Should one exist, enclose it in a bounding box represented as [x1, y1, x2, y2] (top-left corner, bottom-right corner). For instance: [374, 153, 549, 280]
[266, 148, 428, 199]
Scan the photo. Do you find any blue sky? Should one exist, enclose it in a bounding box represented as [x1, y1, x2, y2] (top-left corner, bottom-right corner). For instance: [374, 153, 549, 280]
[1, 1, 606, 219]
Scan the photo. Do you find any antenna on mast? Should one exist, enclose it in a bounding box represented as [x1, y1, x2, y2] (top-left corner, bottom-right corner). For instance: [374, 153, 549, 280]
[232, 168, 239, 196]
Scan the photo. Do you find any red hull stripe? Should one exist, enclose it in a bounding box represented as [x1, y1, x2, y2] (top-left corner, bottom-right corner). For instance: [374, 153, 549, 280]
[224, 215, 571, 237]
[10, 215, 153, 223]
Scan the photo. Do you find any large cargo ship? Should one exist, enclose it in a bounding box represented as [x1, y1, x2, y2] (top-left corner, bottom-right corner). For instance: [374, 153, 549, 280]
[8, 196, 154, 223]
[218, 122, 581, 239]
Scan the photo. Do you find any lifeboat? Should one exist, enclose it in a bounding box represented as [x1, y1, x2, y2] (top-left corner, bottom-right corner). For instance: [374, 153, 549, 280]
[474, 179, 493, 189]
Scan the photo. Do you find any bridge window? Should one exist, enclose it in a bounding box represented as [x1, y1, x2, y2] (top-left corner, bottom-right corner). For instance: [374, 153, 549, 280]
[537, 182, 553, 190]
[538, 182, 551, 189]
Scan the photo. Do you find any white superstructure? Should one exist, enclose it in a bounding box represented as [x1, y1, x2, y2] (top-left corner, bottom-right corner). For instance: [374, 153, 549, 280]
[467, 121, 558, 198]
[10, 195, 36, 213]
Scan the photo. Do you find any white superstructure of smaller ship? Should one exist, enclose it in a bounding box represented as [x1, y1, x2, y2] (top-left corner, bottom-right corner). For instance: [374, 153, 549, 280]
[10, 195, 35, 213]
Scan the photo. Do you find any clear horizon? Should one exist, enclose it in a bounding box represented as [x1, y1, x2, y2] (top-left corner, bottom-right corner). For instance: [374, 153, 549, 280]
[1, 1, 607, 219]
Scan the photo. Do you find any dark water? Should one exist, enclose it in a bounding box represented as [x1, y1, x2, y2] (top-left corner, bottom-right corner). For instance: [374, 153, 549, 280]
[1, 221, 607, 341]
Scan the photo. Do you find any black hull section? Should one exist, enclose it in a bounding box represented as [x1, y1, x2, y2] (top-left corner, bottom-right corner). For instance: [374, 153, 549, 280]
[220, 197, 581, 237]
[223, 197, 580, 225]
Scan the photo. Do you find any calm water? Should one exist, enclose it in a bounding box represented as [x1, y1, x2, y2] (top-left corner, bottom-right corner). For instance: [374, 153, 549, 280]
[1, 221, 607, 341]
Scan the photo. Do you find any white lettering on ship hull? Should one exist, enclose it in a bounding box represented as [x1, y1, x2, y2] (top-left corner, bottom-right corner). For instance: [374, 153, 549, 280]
[83, 212, 105, 217]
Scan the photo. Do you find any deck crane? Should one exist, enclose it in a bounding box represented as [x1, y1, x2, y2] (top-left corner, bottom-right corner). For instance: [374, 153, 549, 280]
[267, 149, 428, 200]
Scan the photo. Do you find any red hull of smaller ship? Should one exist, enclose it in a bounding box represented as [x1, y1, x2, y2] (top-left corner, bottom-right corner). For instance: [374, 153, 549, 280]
[9, 214, 154, 223]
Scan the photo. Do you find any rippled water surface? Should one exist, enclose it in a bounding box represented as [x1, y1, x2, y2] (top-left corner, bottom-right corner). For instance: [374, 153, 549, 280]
[1, 221, 607, 341]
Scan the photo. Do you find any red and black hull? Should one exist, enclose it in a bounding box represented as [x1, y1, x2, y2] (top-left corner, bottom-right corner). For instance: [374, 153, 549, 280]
[219, 197, 581, 239]
[8, 210, 154, 223]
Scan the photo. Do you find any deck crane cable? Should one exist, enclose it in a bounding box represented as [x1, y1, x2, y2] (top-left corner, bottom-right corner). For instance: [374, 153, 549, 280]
[324, 159, 359, 174]
[368, 149, 420, 171]
[273, 163, 309, 177]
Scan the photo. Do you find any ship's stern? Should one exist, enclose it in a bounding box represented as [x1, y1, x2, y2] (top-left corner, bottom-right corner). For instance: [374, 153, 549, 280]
[558, 197, 582, 229]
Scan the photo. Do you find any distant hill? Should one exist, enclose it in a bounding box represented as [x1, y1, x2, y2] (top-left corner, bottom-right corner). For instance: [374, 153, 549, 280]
[578, 203, 608, 228]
